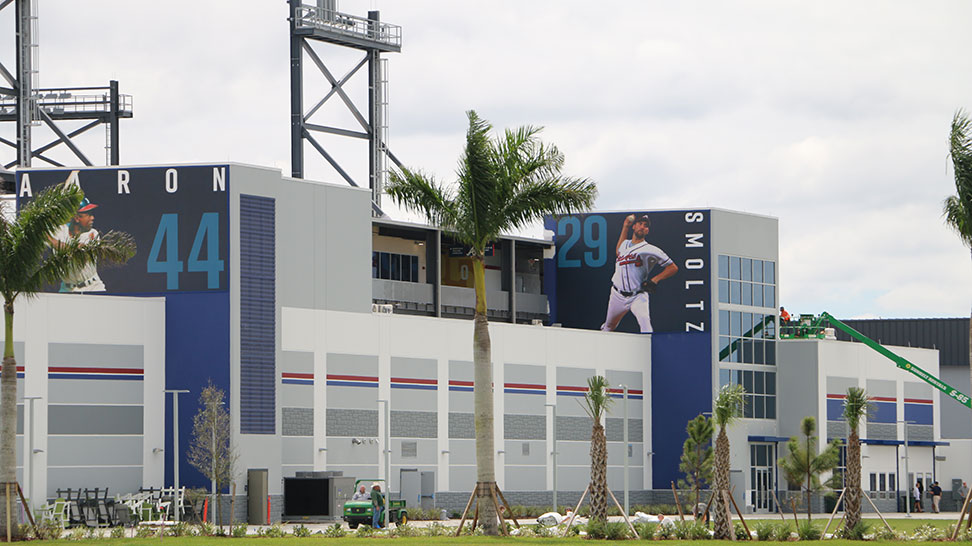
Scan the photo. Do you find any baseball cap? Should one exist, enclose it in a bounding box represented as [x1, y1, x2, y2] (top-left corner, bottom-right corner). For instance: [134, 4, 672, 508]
[77, 197, 98, 213]
[634, 214, 650, 225]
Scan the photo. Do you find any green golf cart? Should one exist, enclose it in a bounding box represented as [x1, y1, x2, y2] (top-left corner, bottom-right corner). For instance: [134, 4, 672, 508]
[342, 479, 408, 529]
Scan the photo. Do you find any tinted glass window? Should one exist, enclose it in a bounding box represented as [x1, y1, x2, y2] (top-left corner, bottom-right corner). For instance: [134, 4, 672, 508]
[380, 253, 391, 279]
[764, 285, 775, 308]
[764, 261, 775, 284]
[741, 258, 752, 281]
[741, 283, 752, 305]
[719, 280, 729, 303]
[390, 254, 401, 281]
[730, 257, 741, 280]
[730, 282, 741, 304]
[753, 260, 763, 283]
[719, 310, 730, 335]
[719, 255, 729, 278]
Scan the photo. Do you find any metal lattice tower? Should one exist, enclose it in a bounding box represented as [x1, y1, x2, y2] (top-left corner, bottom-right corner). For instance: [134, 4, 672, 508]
[0, 0, 133, 174]
[288, 0, 402, 216]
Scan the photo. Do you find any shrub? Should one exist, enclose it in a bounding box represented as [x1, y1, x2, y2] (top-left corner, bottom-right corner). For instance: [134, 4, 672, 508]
[655, 522, 675, 539]
[166, 521, 194, 537]
[197, 522, 216, 536]
[84, 527, 103, 539]
[322, 523, 346, 538]
[633, 521, 658, 539]
[135, 525, 158, 538]
[912, 523, 947, 541]
[355, 524, 376, 537]
[36, 520, 64, 540]
[393, 523, 422, 537]
[426, 522, 449, 537]
[754, 520, 775, 541]
[797, 519, 821, 541]
[231, 522, 248, 537]
[588, 519, 631, 539]
[735, 521, 750, 540]
[835, 520, 869, 540]
[872, 525, 900, 541]
[771, 522, 793, 541]
[292, 524, 312, 537]
[260, 523, 285, 538]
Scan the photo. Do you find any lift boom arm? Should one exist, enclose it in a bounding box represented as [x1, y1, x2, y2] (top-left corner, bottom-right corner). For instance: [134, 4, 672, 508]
[821, 312, 972, 409]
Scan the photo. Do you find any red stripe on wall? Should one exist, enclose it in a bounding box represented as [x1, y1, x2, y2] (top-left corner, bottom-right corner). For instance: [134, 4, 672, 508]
[608, 388, 644, 395]
[391, 377, 437, 385]
[872, 396, 896, 402]
[48, 367, 143, 375]
[327, 374, 379, 382]
[826, 394, 846, 399]
[558, 385, 589, 392]
[505, 383, 546, 390]
[449, 380, 473, 387]
[904, 398, 933, 404]
[282, 372, 314, 379]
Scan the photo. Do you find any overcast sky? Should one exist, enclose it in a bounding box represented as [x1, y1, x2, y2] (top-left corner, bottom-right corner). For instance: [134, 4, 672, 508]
[2, 0, 970, 319]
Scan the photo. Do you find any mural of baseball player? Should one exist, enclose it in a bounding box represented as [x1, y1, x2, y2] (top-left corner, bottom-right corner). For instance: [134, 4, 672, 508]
[47, 197, 107, 292]
[600, 213, 679, 333]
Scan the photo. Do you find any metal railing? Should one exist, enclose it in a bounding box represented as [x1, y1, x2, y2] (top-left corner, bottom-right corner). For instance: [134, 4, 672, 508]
[0, 87, 132, 116]
[295, 4, 402, 48]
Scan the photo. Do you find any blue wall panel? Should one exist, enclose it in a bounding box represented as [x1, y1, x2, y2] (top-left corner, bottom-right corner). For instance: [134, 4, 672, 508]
[240, 194, 276, 434]
[651, 332, 712, 489]
[826, 399, 845, 421]
[164, 291, 230, 489]
[871, 401, 897, 423]
[904, 403, 933, 425]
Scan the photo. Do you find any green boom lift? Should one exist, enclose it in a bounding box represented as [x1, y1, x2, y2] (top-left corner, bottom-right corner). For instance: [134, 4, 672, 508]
[780, 312, 972, 409]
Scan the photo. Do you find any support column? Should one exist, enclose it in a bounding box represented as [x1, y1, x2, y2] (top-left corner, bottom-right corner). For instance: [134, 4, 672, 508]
[289, 0, 304, 178]
[367, 11, 381, 212]
[109, 80, 120, 165]
[15, 0, 32, 168]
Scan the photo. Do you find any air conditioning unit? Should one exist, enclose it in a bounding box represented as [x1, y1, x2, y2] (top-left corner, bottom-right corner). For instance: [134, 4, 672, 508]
[371, 303, 394, 314]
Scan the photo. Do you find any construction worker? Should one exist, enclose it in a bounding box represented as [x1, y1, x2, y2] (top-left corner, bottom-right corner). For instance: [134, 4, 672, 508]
[780, 306, 791, 323]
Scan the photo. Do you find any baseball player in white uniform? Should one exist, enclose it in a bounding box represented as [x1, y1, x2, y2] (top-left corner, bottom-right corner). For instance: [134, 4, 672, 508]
[47, 197, 106, 293]
[600, 214, 678, 333]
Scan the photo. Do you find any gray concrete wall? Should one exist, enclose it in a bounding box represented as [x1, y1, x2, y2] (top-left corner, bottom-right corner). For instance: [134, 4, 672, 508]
[940, 367, 972, 438]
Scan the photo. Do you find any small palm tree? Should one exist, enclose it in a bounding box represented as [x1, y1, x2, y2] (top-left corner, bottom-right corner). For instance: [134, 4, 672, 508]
[712, 384, 745, 539]
[778, 416, 841, 520]
[943, 109, 972, 445]
[581, 375, 614, 523]
[842, 388, 872, 533]
[387, 111, 597, 534]
[1, 181, 134, 537]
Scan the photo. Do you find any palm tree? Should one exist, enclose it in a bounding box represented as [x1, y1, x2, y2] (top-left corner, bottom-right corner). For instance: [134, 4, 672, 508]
[581, 375, 614, 523]
[778, 416, 841, 520]
[1, 181, 134, 537]
[712, 384, 745, 539]
[678, 414, 714, 509]
[943, 109, 972, 443]
[386, 111, 597, 534]
[842, 388, 872, 533]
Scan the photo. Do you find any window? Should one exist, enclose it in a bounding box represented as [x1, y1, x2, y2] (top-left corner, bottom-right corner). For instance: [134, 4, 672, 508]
[720, 370, 776, 419]
[719, 310, 776, 365]
[718, 255, 776, 309]
[372, 252, 420, 282]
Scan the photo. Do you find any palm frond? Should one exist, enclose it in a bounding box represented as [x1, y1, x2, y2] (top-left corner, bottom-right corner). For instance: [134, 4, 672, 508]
[945, 109, 972, 247]
[500, 177, 597, 232]
[386, 167, 457, 229]
[713, 384, 745, 428]
[456, 110, 500, 252]
[580, 375, 614, 423]
[5, 184, 82, 288]
[18, 230, 135, 298]
[842, 387, 872, 432]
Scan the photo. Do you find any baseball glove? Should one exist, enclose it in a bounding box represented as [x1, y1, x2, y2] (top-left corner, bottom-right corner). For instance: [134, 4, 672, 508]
[641, 279, 658, 294]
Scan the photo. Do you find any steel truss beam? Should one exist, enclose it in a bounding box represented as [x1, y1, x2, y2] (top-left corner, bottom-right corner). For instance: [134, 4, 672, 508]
[289, 0, 400, 216]
[1, 0, 131, 172]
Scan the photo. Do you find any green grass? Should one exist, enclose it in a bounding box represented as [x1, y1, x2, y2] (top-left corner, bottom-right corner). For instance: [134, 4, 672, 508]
[23, 539, 972, 545]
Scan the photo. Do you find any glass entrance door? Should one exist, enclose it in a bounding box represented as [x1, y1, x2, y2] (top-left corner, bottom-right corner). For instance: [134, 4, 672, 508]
[750, 443, 775, 512]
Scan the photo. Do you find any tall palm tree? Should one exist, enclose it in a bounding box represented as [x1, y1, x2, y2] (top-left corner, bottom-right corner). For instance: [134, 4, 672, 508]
[1, 181, 135, 537]
[943, 109, 972, 441]
[712, 384, 745, 540]
[581, 375, 614, 523]
[842, 388, 872, 533]
[386, 111, 597, 534]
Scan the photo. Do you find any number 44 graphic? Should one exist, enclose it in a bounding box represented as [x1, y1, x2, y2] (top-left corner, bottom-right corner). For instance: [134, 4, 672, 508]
[148, 213, 224, 290]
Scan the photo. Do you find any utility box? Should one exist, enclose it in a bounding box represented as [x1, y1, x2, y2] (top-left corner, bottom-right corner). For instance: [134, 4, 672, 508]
[247, 469, 269, 525]
[400, 469, 435, 510]
[282, 471, 355, 521]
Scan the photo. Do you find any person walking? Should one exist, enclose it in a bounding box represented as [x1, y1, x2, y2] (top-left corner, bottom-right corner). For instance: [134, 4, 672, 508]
[914, 482, 923, 513]
[931, 482, 943, 513]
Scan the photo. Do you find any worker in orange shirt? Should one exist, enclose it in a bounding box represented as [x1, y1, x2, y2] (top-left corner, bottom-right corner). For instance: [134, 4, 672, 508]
[779, 306, 791, 323]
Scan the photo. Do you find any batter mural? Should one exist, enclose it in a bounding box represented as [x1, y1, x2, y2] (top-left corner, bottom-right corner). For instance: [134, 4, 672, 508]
[546, 210, 711, 334]
[16, 166, 229, 294]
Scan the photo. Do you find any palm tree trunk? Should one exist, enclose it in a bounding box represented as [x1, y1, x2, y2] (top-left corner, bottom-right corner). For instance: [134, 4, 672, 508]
[806, 434, 812, 520]
[472, 258, 497, 535]
[1, 301, 20, 539]
[713, 428, 731, 539]
[845, 429, 861, 532]
[589, 422, 608, 522]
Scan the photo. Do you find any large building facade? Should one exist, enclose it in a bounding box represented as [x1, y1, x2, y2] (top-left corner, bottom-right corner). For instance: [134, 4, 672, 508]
[3, 162, 956, 517]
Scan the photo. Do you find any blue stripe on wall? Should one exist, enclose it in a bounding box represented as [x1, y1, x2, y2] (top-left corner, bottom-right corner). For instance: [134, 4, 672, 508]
[826, 399, 845, 421]
[905, 403, 933, 425]
[871, 401, 896, 423]
[652, 331, 712, 489]
[240, 194, 276, 434]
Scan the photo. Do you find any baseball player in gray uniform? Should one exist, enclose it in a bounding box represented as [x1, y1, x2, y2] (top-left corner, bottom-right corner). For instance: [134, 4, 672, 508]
[600, 214, 678, 333]
[47, 197, 106, 292]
